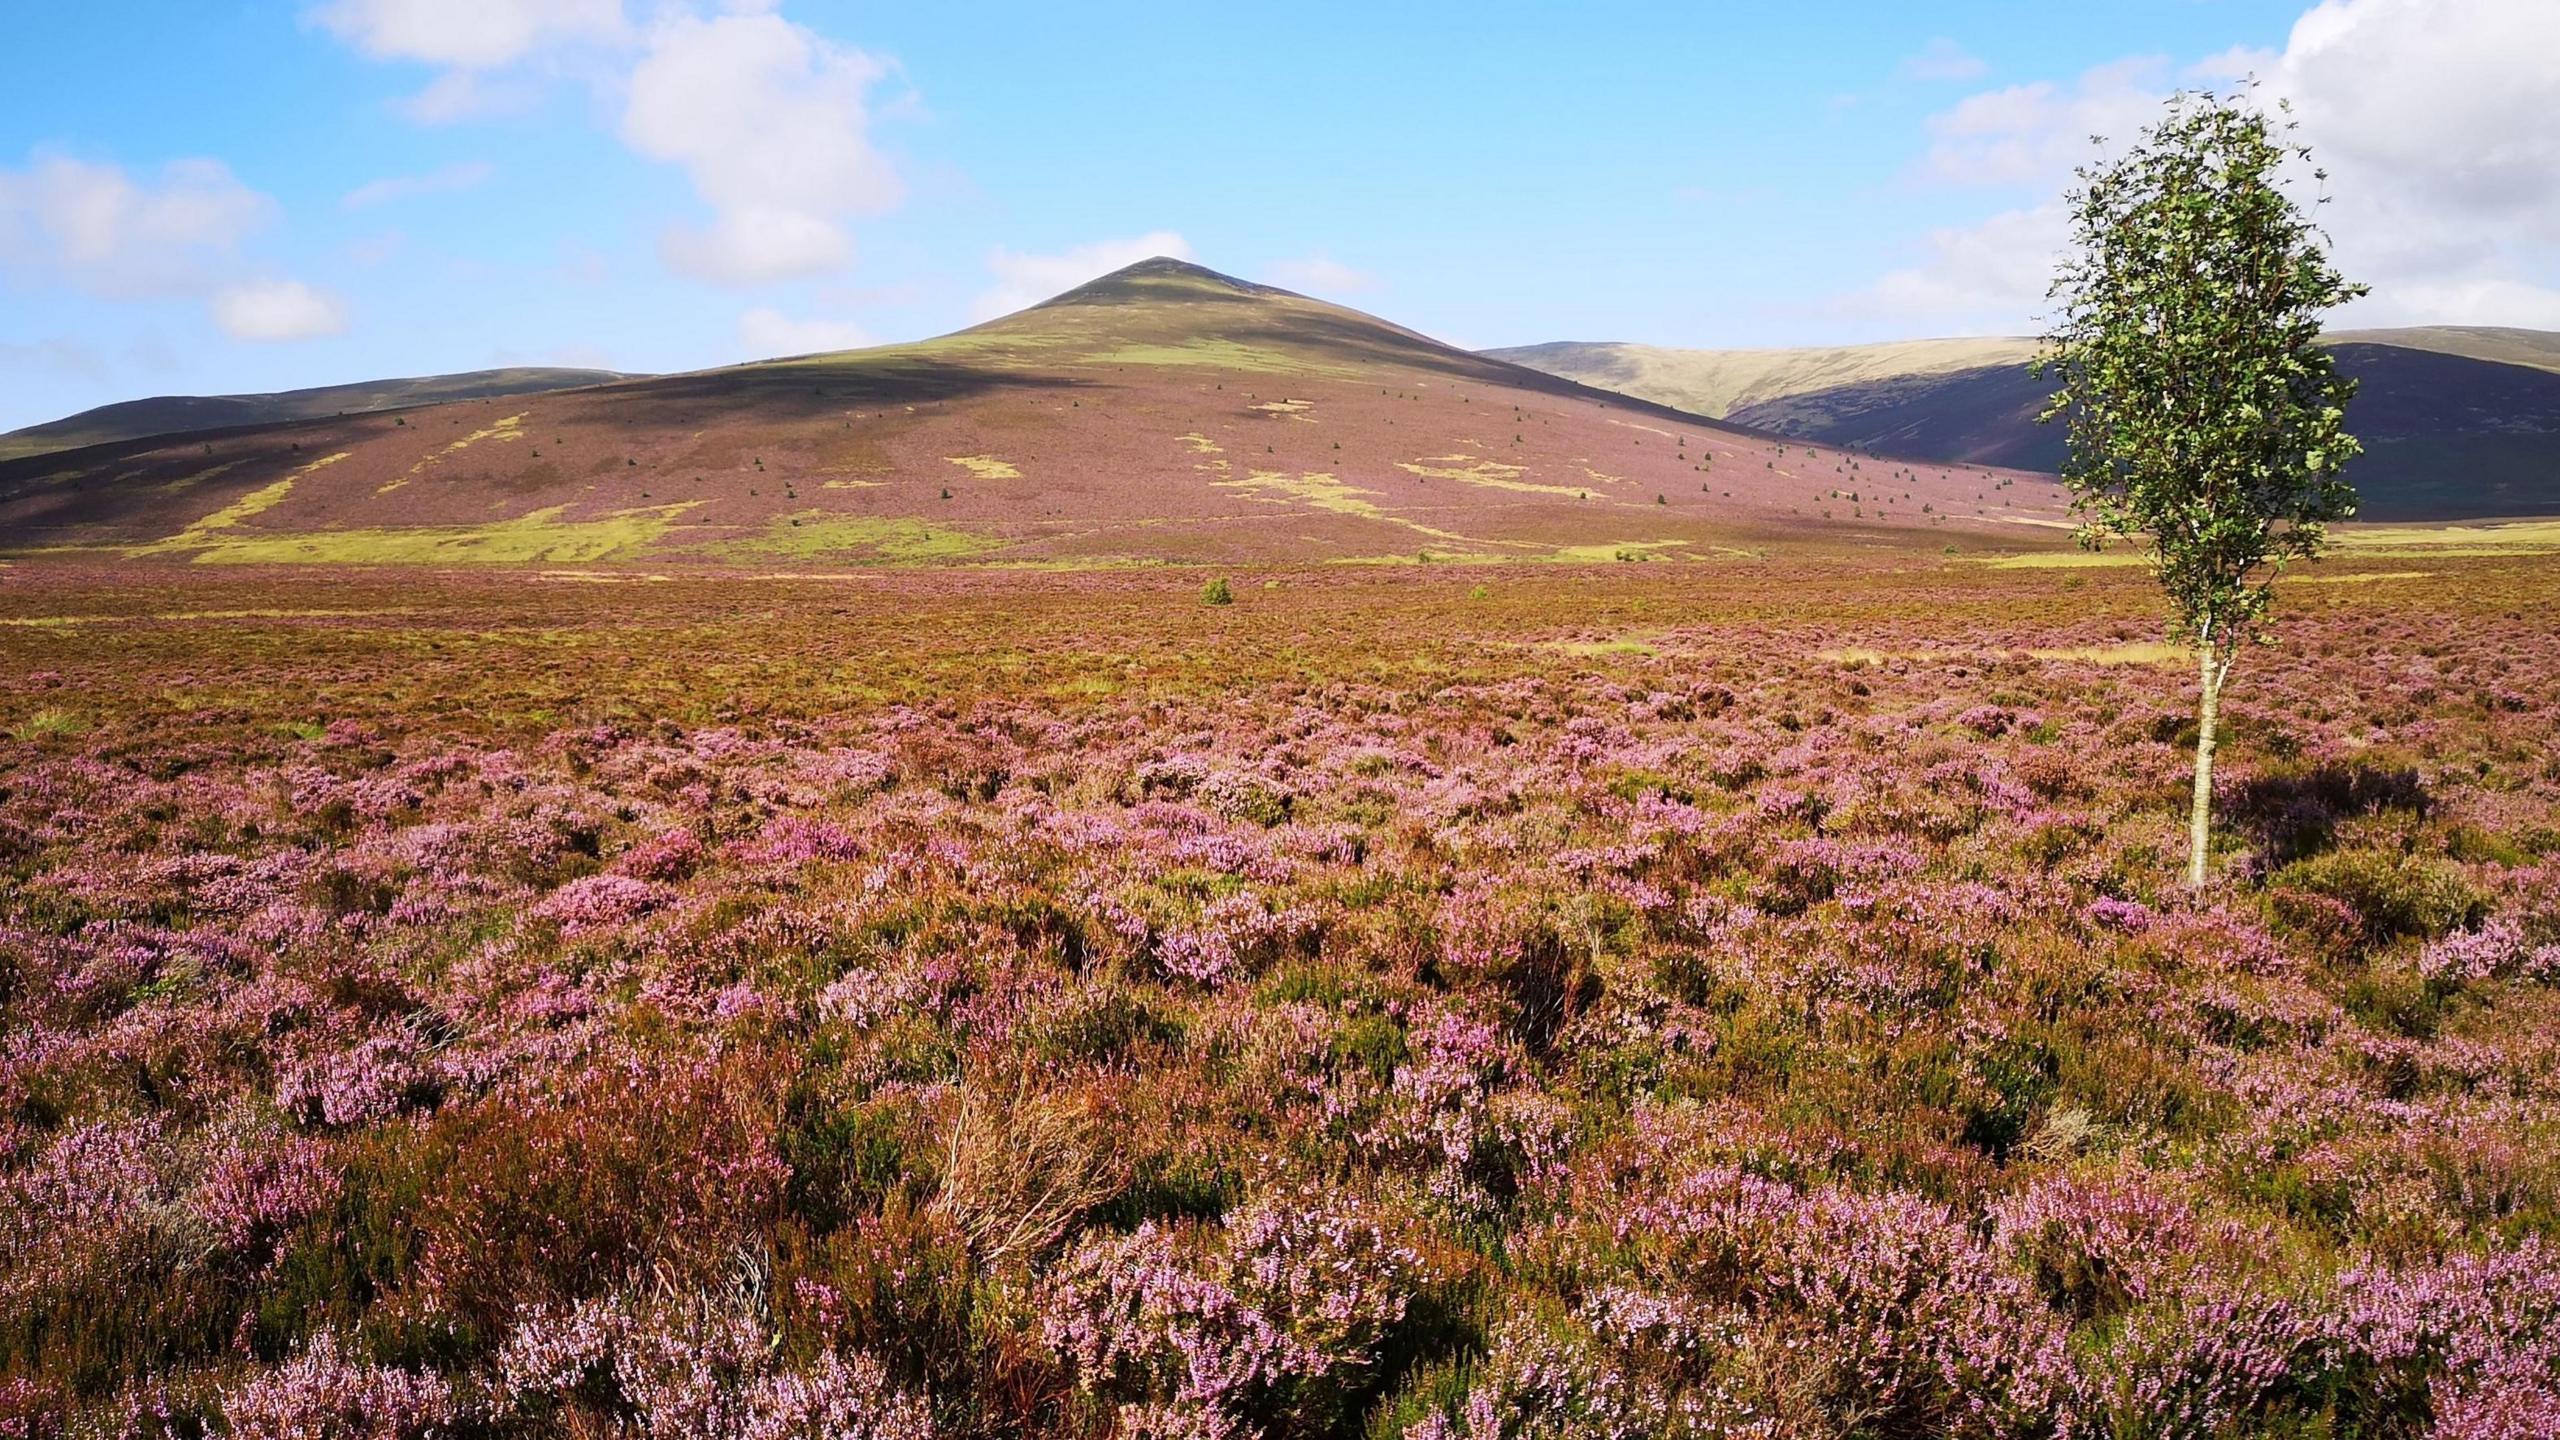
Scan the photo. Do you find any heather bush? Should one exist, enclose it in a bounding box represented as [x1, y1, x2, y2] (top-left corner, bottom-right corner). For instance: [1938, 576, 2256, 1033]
[215, 1330, 453, 1440]
[494, 1286, 933, 1440]
[2270, 848, 2485, 943]
[1041, 1188, 1443, 1435]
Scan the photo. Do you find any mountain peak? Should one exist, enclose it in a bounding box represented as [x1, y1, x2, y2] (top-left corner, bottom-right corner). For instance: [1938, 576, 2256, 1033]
[1035, 256, 1288, 310]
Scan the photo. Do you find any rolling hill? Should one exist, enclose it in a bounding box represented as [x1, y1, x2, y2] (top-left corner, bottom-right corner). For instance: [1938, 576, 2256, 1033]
[0, 368, 630, 463]
[1491, 329, 2560, 521]
[0, 259, 2062, 567]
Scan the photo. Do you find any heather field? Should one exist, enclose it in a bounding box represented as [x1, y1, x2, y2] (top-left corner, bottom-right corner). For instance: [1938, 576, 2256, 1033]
[4, 554, 2559, 1439]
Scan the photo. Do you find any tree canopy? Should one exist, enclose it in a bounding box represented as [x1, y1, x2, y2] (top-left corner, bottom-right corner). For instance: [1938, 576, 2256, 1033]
[2041, 90, 2365, 660]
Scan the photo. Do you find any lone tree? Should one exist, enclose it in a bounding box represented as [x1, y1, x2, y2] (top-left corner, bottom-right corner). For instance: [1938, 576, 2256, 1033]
[2040, 90, 2364, 890]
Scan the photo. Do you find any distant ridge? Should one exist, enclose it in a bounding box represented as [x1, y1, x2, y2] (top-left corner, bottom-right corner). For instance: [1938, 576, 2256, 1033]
[0, 257, 2065, 567]
[0, 367, 632, 462]
[1492, 328, 2560, 520]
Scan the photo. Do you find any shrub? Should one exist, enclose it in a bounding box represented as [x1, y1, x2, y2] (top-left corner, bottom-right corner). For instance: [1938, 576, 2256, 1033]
[1041, 1189, 1436, 1436]
[2269, 849, 2484, 942]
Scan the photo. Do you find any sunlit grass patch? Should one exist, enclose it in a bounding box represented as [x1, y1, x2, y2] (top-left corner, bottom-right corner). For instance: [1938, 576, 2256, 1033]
[129, 452, 350, 556]
[1329, 548, 1513, 566]
[10, 707, 85, 737]
[159, 460, 245, 493]
[1545, 539, 1692, 563]
[2292, 569, 2434, 584]
[2023, 642, 2185, 664]
[172, 502, 695, 565]
[1539, 636, 1661, 657]
[379, 413, 527, 494]
[2332, 520, 2560, 553]
[710, 511, 1003, 563]
[946, 455, 1022, 481]
[1216, 470, 1516, 553]
[1978, 550, 2147, 569]
[1219, 469, 1387, 519]
[1078, 337, 1358, 376]
[1397, 454, 1587, 497]
[1986, 521, 2560, 571]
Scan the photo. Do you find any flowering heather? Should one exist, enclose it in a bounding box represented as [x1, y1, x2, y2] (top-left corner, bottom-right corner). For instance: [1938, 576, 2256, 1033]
[1, 556, 2557, 1437]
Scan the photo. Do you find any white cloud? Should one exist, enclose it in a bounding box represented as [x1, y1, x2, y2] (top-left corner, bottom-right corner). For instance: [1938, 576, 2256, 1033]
[2245, 0, 2560, 325]
[342, 160, 494, 209]
[737, 305, 870, 356]
[1914, 55, 2169, 187]
[0, 154, 274, 298]
[308, 0, 627, 70]
[970, 231, 1192, 321]
[1897, 37, 1989, 84]
[1851, 204, 2063, 333]
[1852, 0, 2560, 332]
[662, 207, 853, 285]
[314, 3, 908, 288]
[623, 7, 901, 285]
[310, 0, 629, 120]
[1268, 253, 1376, 297]
[212, 280, 350, 341]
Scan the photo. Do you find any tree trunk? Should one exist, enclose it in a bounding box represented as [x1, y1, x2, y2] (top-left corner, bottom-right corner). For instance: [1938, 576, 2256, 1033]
[2187, 645, 2226, 890]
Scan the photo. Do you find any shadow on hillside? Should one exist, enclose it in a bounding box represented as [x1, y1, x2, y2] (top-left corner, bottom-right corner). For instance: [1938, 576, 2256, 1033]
[0, 360, 1094, 544]
[572, 359, 1094, 428]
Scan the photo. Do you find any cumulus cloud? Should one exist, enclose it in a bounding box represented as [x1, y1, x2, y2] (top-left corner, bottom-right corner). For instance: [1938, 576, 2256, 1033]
[1913, 55, 2170, 187]
[737, 306, 870, 356]
[1854, 205, 2065, 333]
[1268, 253, 1376, 297]
[309, 0, 629, 120]
[0, 154, 275, 297]
[1896, 37, 1990, 84]
[1848, 0, 2560, 332]
[342, 160, 494, 209]
[623, 6, 902, 285]
[2238, 0, 2560, 325]
[970, 232, 1192, 321]
[314, 3, 908, 288]
[309, 0, 627, 70]
[212, 280, 350, 341]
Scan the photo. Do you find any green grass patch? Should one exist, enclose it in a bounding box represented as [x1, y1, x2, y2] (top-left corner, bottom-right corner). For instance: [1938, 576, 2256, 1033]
[164, 504, 695, 566]
[707, 512, 1002, 563]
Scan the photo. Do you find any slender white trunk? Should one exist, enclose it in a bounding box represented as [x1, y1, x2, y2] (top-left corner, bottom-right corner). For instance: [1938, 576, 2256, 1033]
[2187, 645, 2226, 890]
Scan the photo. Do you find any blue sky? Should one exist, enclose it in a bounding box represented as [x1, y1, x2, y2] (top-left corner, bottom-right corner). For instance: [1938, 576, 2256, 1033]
[4, 0, 2554, 432]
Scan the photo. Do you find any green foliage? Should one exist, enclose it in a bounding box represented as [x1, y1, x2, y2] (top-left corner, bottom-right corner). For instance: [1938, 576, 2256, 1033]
[1201, 575, 1235, 606]
[2269, 848, 2485, 943]
[2040, 90, 2365, 657]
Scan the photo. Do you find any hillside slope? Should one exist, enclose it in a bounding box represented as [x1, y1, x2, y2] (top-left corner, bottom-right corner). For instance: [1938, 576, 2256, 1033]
[1491, 329, 2560, 521]
[0, 368, 630, 463]
[0, 260, 2062, 567]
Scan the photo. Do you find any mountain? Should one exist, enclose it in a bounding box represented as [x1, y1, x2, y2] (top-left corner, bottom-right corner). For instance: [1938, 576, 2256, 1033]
[0, 368, 631, 463]
[0, 259, 2062, 567]
[1490, 329, 2560, 521]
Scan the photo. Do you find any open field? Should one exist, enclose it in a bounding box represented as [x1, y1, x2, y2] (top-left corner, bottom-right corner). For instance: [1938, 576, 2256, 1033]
[4, 553, 2557, 1436]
